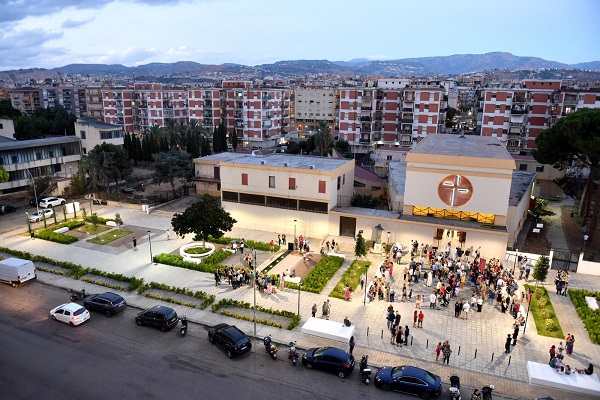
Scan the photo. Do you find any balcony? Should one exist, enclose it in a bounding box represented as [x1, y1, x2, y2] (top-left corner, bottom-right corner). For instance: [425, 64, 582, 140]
[262, 114, 270, 120]
[510, 108, 526, 115]
[401, 118, 413, 124]
[564, 98, 578, 106]
[360, 116, 372, 122]
[235, 122, 244, 128]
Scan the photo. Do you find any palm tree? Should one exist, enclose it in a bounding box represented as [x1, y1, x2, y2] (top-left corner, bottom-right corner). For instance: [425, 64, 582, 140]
[314, 121, 333, 156]
[164, 118, 182, 148]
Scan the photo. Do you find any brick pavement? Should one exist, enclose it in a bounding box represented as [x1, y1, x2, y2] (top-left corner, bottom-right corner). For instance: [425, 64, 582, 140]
[1, 198, 599, 400]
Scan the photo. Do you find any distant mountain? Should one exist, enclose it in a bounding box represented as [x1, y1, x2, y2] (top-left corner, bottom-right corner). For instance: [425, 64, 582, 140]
[1, 52, 598, 81]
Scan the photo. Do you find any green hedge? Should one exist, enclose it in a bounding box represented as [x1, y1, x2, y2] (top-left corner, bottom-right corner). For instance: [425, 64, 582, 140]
[87, 268, 144, 291]
[154, 249, 232, 273]
[35, 220, 86, 244]
[137, 281, 215, 309]
[84, 216, 115, 224]
[330, 259, 370, 299]
[286, 255, 344, 294]
[568, 289, 600, 344]
[211, 298, 300, 330]
[208, 235, 281, 252]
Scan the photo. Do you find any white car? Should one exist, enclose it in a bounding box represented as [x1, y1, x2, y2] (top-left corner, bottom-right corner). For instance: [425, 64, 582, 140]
[29, 208, 54, 222]
[39, 197, 66, 208]
[50, 302, 90, 326]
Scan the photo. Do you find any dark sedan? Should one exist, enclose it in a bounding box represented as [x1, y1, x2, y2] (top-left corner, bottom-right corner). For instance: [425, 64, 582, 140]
[208, 323, 252, 358]
[135, 305, 178, 332]
[301, 347, 355, 378]
[83, 292, 127, 317]
[374, 365, 442, 399]
[0, 205, 16, 215]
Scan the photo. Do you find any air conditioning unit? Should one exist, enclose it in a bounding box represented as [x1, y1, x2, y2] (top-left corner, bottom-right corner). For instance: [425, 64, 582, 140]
[261, 160, 266, 165]
[309, 165, 314, 169]
[283, 162, 288, 167]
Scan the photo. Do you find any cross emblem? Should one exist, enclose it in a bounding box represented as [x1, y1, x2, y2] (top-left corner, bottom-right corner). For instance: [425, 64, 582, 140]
[437, 175, 473, 207]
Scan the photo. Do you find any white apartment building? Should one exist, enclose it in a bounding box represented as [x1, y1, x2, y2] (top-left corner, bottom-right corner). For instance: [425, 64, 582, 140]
[74, 118, 124, 155]
[293, 86, 337, 130]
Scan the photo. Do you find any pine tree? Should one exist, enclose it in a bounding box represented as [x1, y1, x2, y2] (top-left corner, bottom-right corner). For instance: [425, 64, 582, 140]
[232, 129, 238, 151]
[212, 126, 221, 153]
[220, 123, 228, 151]
[532, 255, 550, 285]
[355, 230, 367, 258]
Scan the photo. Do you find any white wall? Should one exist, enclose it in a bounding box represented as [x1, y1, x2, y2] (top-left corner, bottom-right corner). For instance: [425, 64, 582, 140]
[0, 119, 15, 140]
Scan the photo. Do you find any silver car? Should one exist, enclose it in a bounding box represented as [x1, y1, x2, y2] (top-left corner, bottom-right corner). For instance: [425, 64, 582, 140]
[29, 208, 54, 222]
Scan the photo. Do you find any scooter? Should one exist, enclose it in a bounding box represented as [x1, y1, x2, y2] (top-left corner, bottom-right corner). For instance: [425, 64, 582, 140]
[449, 375, 461, 399]
[68, 288, 87, 302]
[179, 316, 187, 337]
[482, 385, 494, 400]
[359, 355, 372, 384]
[263, 335, 277, 359]
[288, 341, 298, 366]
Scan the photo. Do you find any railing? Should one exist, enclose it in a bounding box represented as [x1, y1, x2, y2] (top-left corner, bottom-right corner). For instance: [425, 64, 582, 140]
[510, 108, 526, 115]
[412, 206, 495, 224]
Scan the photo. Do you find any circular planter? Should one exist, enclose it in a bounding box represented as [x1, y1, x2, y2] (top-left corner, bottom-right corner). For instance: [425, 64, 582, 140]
[179, 242, 215, 260]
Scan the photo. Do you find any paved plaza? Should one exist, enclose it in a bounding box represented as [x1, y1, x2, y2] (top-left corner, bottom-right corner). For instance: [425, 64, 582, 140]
[1, 196, 599, 400]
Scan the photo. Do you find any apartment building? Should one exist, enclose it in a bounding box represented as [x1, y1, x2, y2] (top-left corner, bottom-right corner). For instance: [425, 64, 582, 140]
[102, 87, 135, 133]
[9, 88, 42, 115]
[10, 86, 88, 118]
[85, 86, 104, 121]
[293, 86, 337, 130]
[74, 118, 124, 155]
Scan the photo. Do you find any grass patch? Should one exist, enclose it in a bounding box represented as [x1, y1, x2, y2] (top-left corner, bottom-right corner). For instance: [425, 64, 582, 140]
[76, 224, 110, 235]
[185, 246, 210, 255]
[154, 250, 232, 273]
[525, 285, 564, 338]
[286, 255, 344, 294]
[137, 281, 215, 309]
[330, 259, 370, 299]
[87, 229, 133, 245]
[568, 289, 600, 344]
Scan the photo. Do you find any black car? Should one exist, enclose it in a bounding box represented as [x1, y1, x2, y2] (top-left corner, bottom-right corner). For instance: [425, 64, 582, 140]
[208, 323, 252, 358]
[301, 347, 355, 378]
[30, 197, 43, 207]
[83, 292, 127, 317]
[374, 365, 442, 399]
[135, 305, 178, 332]
[0, 205, 16, 215]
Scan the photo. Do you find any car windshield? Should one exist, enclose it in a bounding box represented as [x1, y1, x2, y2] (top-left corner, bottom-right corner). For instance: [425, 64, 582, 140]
[73, 308, 86, 316]
[313, 347, 326, 357]
[391, 367, 404, 379]
[165, 310, 176, 320]
[422, 371, 437, 385]
[235, 338, 248, 346]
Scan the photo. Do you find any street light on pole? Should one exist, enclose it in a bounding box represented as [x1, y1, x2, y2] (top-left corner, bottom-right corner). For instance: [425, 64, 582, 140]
[293, 219, 297, 250]
[147, 230, 153, 264]
[25, 169, 39, 216]
[252, 247, 257, 336]
[297, 279, 302, 316]
[387, 231, 391, 254]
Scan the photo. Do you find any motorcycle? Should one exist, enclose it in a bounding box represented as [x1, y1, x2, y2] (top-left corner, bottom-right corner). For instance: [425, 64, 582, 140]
[179, 316, 188, 337]
[288, 341, 298, 366]
[359, 355, 372, 384]
[263, 335, 277, 359]
[68, 288, 87, 302]
[449, 375, 461, 400]
[482, 385, 494, 400]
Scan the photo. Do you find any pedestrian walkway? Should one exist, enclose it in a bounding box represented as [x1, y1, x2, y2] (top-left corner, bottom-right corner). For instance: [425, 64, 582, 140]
[1, 199, 599, 400]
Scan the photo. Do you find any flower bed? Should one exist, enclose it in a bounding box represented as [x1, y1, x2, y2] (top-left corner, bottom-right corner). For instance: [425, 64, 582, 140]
[568, 289, 600, 344]
[35, 220, 85, 244]
[286, 255, 344, 294]
[525, 285, 564, 338]
[329, 259, 370, 299]
[211, 298, 300, 330]
[137, 281, 215, 309]
[155, 249, 232, 273]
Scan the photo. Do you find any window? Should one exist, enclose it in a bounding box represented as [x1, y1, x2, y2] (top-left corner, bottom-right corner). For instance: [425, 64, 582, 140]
[82, 148, 87, 154]
[80, 130, 86, 139]
[242, 173, 248, 185]
[222, 191, 238, 202]
[337, 176, 341, 190]
[289, 177, 296, 190]
[536, 165, 544, 172]
[318, 180, 326, 194]
[519, 164, 528, 171]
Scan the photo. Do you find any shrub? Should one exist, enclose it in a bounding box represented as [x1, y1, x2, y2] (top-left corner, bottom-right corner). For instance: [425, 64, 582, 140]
[211, 298, 300, 330]
[137, 281, 215, 309]
[568, 289, 600, 344]
[525, 285, 564, 338]
[81, 277, 127, 291]
[35, 265, 64, 275]
[286, 255, 344, 294]
[154, 249, 232, 273]
[84, 215, 115, 224]
[35, 220, 85, 244]
[208, 235, 280, 252]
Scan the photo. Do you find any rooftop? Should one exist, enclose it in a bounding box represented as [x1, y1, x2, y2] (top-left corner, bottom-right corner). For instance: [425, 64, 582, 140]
[0, 136, 80, 151]
[409, 134, 514, 160]
[76, 118, 123, 130]
[509, 170, 537, 206]
[222, 153, 353, 171]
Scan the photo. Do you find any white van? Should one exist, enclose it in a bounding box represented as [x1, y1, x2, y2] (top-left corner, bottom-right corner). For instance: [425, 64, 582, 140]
[0, 258, 37, 287]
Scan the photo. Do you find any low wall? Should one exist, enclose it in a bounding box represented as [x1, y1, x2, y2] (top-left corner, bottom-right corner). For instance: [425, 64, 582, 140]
[577, 253, 600, 276]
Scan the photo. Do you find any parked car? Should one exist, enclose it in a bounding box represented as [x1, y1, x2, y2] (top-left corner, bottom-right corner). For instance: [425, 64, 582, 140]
[30, 196, 43, 207]
[0, 205, 16, 214]
[29, 208, 54, 222]
[301, 347, 355, 378]
[83, 292, 127, 317]
[50, 302, 91, 327]
[208, 323, 252, 358]
[135, 305, 178, 332]
[121, 187, 135, 194]
[374, 365, 442, 399]
[39, 197, 66, 208]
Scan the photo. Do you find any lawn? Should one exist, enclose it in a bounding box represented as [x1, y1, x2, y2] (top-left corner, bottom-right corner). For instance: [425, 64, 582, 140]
[568, 289, 600, 344]
[186, 246, 211, 254]
[525, 285, 565, 339]
[330, 259, 370, 299]
[76, 224, 110, 235]
[88, 229, 133, 245]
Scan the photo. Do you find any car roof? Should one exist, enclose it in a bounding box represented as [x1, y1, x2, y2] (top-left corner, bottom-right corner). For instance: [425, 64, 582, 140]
[397, 365, 437, 378]
[61, 302, 86, 312]
[319, 347, 351, 358]
[93, 292, 124, 301]
[221, 325, 247, 339]
[41, 197, 56, 200]
[147, 305, 175, 315]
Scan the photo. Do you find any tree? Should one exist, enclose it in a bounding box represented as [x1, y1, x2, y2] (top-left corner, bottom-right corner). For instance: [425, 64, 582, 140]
[80, 143, 132, 197]
[212, 126, 222, 153]
[355, 230, 367, 258]
[532, 255, 550, 285]
[314, 121, 333, 156]
[152, 148, 194, 198]
[171, 194, 237, 248]
[532, 109, 600, 237]
[219, 123, 227, 151]
[232, 129, 238, 151]
[286, 141, 300, 154]
[0, 100, 21, 118]
[334, 139, 350, 155]
[0, 166, 8, 183]
[164, 118, 182, 149]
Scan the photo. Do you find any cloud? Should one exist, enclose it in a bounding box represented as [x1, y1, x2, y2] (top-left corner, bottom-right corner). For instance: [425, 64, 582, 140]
[0, 27, 64, 69]
[61, 18, 94, 29]
[96, 47, 157, 65]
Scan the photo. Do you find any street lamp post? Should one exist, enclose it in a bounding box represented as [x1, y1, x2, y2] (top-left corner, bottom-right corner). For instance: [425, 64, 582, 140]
[26, 169, 39, 216]
[512, 248, 519, 276]
[252, 247, 257, 336]
[293, 219, 297, 250]
[363, 266, 368, 305]
[387, 231, 391, 254]
[297, 280, 302, 316]
[147, 230, 153, 264]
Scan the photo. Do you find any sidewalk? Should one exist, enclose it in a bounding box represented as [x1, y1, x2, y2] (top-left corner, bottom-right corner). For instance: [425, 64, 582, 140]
[2, 200, 599, 400]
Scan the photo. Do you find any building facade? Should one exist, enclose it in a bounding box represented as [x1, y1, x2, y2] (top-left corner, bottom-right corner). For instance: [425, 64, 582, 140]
[74, 119, 124, 155]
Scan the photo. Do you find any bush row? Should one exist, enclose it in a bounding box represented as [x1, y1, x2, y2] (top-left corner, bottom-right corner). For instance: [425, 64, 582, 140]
[154, 249, 232, 273]
[137, 281, 215, 309]
[81, 277, 127, 292]
[211, 298, 300, 330]
[286, 255, 344, 294]
[35, 220, 86, 244]
[220, 309, 282, 328]
[84, 216, 115, 224]
[208, 235, 281, 252]
[568, 289, 600, 344]
[144, 293, 197, 309]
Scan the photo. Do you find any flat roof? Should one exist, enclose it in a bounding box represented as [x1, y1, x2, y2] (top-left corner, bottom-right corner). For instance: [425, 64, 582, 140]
[221, 153, 353, 171]
[388, 161, 407, 197]
[0, 136, 80, 151]
[509, 171, 536, 206]
[76, 118, 123, 130]
[409, 134, 514, 160]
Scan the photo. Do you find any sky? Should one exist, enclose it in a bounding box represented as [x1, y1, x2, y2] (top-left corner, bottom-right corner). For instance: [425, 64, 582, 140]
[0, 0, 599, 71]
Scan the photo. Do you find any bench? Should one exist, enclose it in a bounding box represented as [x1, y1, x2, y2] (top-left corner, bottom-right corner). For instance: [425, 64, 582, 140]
[106, 221, 118, 227]
[53, 227, 69, 234]
[301, 317, 355, 342]
[527, 361, 600, 396]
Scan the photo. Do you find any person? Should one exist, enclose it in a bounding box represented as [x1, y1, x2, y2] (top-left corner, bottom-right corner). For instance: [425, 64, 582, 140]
[564, 364, 572, 375]
[430, 292, 437, 309]
[549, 345, 556, 362]
[349, 336, 355, 355]
[360, 275, 365, 290]
[416, 294, 422, 309]
[389, 287, 395, 302]
[584, 234, 589, 246]
[344, 285, 351, 301]
[404, 325, 410, 345]
[413, 310, 418, 327]
[278, 234, 281, 245]
[512, 323, 519, 346]
[395, 326, 404, 347]
[462, 301, 470, 319]
[557, 341, 564, 357]
[566, 334, 575, 355]
[471, 388, 482, 400]
[394, 311, 401, 328]
[214, 271, 220, 286]
[132, 237, 138, 251]
[282, 234, 286, 245]
[418, 311, 424, 328]
[343, 316, 351, 327]
[442, 342, 452, 364]
[311, 303, 317, 318]
[577, 363, 594, 375]
[270, 240, 275, 252]
[166, 229, 171, 240]
[435, 342, 442, 361]
[324, 299, 331, 320]
[505, 334, 512, 353]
